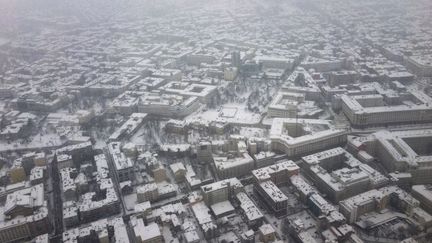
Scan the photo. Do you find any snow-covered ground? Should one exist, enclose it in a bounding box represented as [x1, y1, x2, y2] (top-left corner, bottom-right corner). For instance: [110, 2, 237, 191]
[185, 104, 262, 126]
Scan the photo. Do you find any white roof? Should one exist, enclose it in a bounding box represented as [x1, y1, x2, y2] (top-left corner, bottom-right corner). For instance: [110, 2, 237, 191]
[139, 222, 161, 241]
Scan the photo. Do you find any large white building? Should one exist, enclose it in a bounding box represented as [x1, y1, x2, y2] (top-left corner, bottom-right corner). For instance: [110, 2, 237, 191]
[252, 160, 299, 185]
[404, 55, 432, 77]
[348, 129, 432, 184]
[267, 92, 322, 119]
[252, 161, 299, 216]
[213, 152, 255, 179]
[341, 89, 432, 127]
[256, 56, 296, 70]
[138, 92, 201, 118]
[201, 178, 244, 206]
[133, 219, 163, 243]
[339, 186, 427, 224]
[0, 184, 50, 243]
[270, 118, 346, 157]
[109, 113, 148, 141]
[110, 90, 201, 118]
[412, 185, 432, 215]
[302, 147, 388, 202]
[158, 81, 217, 104]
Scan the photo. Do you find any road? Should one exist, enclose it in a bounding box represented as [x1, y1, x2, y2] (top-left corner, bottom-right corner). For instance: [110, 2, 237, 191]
[49, 155, 63, 243]
[103, 148, 127, 216]
[103, 147, 138, 242]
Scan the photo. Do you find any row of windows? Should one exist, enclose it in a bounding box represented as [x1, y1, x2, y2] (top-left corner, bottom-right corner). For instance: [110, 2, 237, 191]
[0, 224, 30, 242]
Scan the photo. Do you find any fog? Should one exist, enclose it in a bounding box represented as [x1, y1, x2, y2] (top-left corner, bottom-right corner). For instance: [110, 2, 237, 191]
[0, 0, 432, 242]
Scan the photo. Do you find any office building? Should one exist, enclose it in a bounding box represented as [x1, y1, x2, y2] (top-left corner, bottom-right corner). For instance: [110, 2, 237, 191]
[302, 147, 388, 202]
[270, 118, 346, 157]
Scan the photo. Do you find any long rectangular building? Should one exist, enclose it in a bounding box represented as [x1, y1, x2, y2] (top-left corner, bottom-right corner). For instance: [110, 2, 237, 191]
[341, 90, 432, 127]
[270, 118, 346, 157]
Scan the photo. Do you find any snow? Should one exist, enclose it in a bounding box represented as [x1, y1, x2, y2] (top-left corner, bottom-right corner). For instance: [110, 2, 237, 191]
[136, 221, 161, 241]
[185, 104, 261, 126]
[210, 200, 235, 217]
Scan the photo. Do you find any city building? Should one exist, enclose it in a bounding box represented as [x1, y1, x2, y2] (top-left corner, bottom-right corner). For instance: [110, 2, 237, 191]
[56, 142, 94, 167]
[138, 91, 201, 118]
[0, 184, 50, 243]
[201, 178, 244, 206]
[109, 113, 148, 141]
[339, 186, 425, 224]
[235, 192, 264, 227]
[302, 147, 388, 202]
[137, 183, 176, 203]
[259, 223, 276, 243]
[108, 142, 134, 182]
[169, 162, 186, 182]
[213, 152, 255, 179]
[341, 88, 432, 127]
[132, 219, 163, 243]
[404, 56, 432, 77]
[255, 180, 288, 216]
[270, 118, 346, 157]
[267, 91, 323, 119]
[348, 129, 432, 184]
[158, 81, 217, 104]
[191, 202, 218, 239]
[63, 216, 129, 243]
[286, 218, 317, 243]
[252, 160, 299, 185]
[411, 185, 432, 215]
